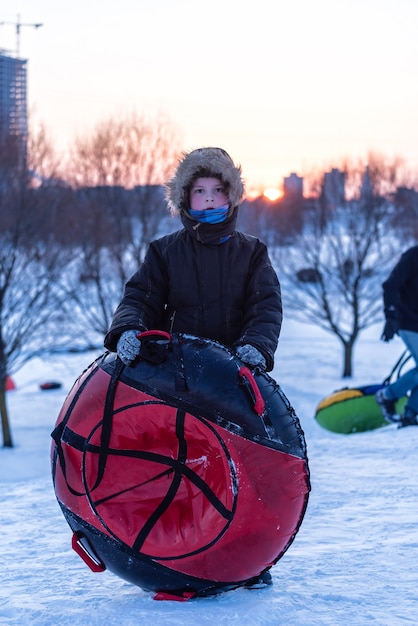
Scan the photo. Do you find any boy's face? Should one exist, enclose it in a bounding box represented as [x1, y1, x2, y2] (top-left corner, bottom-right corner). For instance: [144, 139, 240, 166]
[189, 177, 229, 211]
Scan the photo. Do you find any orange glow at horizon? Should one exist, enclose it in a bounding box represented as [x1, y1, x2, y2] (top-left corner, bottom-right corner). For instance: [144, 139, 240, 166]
[263, 188, 283, 202]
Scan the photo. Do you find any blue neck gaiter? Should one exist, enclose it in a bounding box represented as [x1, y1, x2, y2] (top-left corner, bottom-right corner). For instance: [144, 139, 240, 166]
[188, 204, 229, 224]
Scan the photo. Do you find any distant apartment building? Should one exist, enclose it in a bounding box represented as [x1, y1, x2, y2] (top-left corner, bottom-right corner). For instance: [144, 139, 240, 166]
[283, 172, 303, 197]
[0, 51, 28, 166]
[321, 168, 346, 209]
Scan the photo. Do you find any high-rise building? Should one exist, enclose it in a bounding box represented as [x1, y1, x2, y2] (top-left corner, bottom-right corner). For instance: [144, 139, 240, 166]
[0, 51, 28, 166]
[283, 172, 304, 197]
[321, 168, 346, 210]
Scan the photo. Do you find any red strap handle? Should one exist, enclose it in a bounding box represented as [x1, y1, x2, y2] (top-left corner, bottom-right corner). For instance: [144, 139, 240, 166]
[239, 366, 265, 416]
[137, 330, 171, 341]
[72, 532, 106, 573]
[153, 590, 196, 602]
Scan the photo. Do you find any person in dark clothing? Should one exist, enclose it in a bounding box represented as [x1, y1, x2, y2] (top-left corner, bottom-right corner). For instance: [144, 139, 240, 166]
[375, 244, 418, 427]
[104, 147, 282, 374]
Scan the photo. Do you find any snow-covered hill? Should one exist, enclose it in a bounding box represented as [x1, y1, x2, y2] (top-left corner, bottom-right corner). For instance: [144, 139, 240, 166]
[1, 321, 417, 625]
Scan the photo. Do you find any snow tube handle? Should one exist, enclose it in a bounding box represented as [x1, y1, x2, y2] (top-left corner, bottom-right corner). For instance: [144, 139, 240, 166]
[72, 532, 106, 573]
[137, 330, 172, 341]
[153, 590, 197, 602]
[137, 330, 172, 365]
[239, 366, 265, 416]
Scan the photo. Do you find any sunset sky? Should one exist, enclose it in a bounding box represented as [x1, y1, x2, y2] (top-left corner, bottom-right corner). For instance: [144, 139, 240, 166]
[1, 0, 417, 194]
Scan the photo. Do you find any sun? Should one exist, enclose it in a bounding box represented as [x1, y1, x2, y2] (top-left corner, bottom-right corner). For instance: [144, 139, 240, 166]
[263, 188, 282, 201]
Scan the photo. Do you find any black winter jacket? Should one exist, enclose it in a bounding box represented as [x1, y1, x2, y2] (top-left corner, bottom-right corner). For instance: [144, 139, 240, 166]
[104, 220, 282, 371]
[382, 245, 418, 332]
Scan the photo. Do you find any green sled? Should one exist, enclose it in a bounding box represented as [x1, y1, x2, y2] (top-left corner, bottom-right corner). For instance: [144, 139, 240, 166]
[315, 384, 407, 434]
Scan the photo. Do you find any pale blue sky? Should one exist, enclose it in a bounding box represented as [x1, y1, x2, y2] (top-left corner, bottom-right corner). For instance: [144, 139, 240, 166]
[1, 0, 417, 192]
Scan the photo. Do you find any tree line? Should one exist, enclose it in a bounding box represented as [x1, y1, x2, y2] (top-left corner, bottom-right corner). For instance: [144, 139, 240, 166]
[0, 112, 417, 447]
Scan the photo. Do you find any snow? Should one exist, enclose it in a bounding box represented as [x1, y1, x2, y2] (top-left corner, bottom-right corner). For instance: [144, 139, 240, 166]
[1, 320, 417, 626]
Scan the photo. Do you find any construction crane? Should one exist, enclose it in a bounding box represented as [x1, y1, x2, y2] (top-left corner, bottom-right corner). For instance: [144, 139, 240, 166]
[0, 13, 43, 58]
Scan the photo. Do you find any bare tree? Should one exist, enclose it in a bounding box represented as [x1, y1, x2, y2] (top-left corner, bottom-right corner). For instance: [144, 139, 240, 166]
[65, 111, 181, 189]
[273, 157, 410, 378]
[66, 111, 181, 260]
[59, 185, 136, 345]
[59, 112, 181, 343]
[0, 180, 70, 447]
[27, 117, 63, 184]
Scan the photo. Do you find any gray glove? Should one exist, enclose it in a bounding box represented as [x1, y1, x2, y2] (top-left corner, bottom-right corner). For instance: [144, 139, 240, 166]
[236, 344, 266, 369]
[117, 330, 141, 365]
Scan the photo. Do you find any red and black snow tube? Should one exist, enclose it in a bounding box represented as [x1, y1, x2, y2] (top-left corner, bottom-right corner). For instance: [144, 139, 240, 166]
[51, 333, 310, 600]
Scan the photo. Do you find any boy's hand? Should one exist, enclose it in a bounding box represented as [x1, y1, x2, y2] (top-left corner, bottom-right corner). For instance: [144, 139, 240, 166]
[236, 344, 266, 369]
[381, 319, 399, 342]
[117, 330, 142, 365]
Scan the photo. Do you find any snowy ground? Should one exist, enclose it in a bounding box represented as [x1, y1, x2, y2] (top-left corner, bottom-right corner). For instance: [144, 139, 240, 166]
[1, 320, 417, 626]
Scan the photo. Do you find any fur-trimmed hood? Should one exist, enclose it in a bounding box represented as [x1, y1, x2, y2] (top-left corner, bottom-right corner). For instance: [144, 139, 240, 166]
[165, 147, 245, 215]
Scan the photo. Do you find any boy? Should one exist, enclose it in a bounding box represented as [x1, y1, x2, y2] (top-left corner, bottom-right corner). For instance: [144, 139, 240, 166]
[105, 147, 282, 373]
